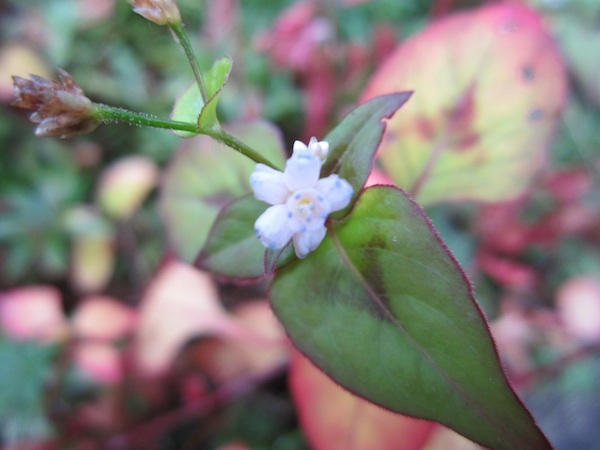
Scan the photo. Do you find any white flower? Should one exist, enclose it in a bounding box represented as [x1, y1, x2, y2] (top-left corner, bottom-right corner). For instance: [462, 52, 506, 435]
[250, 137, 353, 259]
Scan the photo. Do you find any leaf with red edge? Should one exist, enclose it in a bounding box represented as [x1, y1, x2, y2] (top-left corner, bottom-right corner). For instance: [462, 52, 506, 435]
[290, 350, 437, 450]
[322, 92, 412, 217]
[271, 186, 552, 450]
[361, 3, 567, 205]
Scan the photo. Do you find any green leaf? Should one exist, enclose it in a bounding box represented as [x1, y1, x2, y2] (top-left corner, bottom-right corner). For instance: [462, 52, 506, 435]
[197, 195, 296, 279]
[322, 92, 412, 216]
[196, 195, 267, 279]
[361, 4, 567, 205]
[198, 57, 232, 130]
[271, 186, 551, 450]
[170, 82, 203, 138]
[160, 121, 286, 262]
[264, 245, 295, 277]
[170, 57, 233, 137]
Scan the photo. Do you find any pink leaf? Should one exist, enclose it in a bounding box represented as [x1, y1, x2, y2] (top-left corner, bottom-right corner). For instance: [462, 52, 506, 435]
[556, 275, 600, 343]
[182, 300, 288, 386]
[134, 260, 235, 375]
[72, 296, 136, 341]
[0, 286, 67, 343]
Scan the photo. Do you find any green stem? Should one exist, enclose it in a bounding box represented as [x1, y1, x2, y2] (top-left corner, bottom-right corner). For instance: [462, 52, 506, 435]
[204, 128, 280, 170]
[95, 104, 198, 133]
[94, 104, 278, 169]
[170, 22, 208, 103]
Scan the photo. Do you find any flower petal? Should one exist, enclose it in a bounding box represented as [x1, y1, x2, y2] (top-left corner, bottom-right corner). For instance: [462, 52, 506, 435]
[254, 205, 296, 250]
[307, 137, 329, 162]
[293, 140, 309, 155]
[250, 164, 290, 205]
[315, 174, 353, 212]
[293, 226, 327, 259]
[284, 152, 321, 192]
[317, 140, 329, 155]
[295, 138, 329, 162]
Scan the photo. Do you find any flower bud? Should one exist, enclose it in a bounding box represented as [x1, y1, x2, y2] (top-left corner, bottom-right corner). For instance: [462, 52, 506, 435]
[12, 68, 100, 138]
[128, 0, 181, 25]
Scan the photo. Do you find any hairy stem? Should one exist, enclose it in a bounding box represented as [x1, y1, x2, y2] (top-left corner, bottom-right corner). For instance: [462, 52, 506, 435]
[94, 104, 278, 169]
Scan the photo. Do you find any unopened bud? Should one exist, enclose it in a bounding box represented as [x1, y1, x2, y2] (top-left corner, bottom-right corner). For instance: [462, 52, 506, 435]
[12, 68, 100, 138]
[129, 0, 181, 25]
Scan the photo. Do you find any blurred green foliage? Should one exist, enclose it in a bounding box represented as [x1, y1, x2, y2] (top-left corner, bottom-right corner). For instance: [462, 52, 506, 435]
[0, 340, 57, 442]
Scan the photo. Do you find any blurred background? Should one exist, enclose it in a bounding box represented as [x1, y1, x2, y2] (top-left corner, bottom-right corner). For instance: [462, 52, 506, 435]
[1, 0, 599, 448]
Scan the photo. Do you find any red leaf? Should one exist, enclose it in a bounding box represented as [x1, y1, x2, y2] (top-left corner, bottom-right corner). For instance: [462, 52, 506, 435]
[290, 351, 437, 450]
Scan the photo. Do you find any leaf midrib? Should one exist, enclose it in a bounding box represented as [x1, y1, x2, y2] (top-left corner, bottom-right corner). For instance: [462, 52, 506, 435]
[328, 210, 526, 449]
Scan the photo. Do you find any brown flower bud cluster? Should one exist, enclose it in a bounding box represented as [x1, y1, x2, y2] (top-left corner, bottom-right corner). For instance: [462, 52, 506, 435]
[12, 69, 100, 138]
[128, 0, 181, 26]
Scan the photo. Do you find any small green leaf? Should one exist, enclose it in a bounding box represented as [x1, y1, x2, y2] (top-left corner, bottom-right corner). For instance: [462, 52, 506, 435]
[198, 57, 232, 130]
[170, 57, 233, 137]
[271, 186, 551, 450]
[322, 92, 412, 216]
[197, 195, 296, 279]
[170, 82, 203, 138]
[196, 195, 266, 279]
[160, 121, 286, 262]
